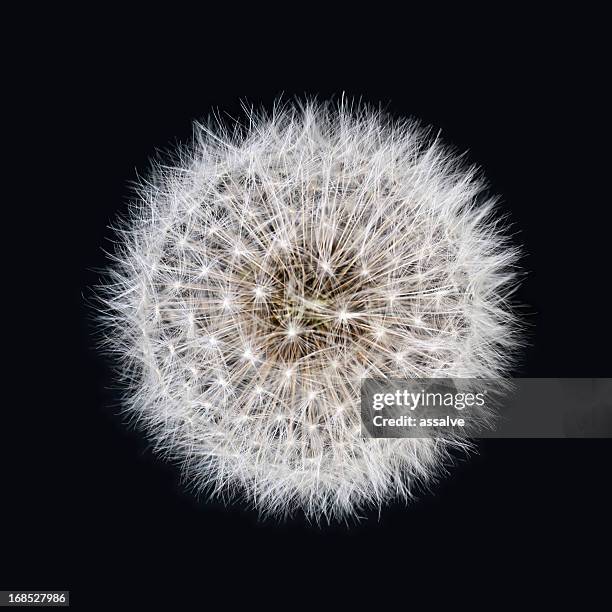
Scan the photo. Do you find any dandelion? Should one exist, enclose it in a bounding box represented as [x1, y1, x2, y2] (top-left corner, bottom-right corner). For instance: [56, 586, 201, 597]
[97, 99, 520, 521]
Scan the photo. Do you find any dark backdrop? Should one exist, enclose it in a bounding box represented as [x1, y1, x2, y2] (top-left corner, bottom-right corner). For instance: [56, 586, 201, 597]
[5, 9, 610, 608]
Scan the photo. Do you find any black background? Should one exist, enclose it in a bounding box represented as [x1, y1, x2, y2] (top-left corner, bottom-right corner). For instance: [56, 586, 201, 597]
[4, 8, 611, 608]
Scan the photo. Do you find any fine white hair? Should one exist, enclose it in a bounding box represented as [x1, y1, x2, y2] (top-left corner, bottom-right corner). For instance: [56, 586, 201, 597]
[98, 99, 520, 521]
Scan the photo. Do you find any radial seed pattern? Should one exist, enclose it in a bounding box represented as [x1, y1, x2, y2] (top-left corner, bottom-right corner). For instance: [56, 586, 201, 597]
[100, 102, 520, 520]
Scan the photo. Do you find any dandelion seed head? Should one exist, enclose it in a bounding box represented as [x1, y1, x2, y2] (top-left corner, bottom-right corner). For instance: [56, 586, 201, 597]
[98, 99, 520, 521]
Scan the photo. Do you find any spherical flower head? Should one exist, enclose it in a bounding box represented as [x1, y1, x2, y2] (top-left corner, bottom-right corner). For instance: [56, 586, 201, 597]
[99, 100, 520, 521]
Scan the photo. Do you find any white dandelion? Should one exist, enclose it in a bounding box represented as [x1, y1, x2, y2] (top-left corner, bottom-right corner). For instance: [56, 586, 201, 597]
[98, 99, 520, 521]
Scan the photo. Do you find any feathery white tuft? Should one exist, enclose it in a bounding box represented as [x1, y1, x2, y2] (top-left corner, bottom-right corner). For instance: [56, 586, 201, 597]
[98, 100, 520, 521]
